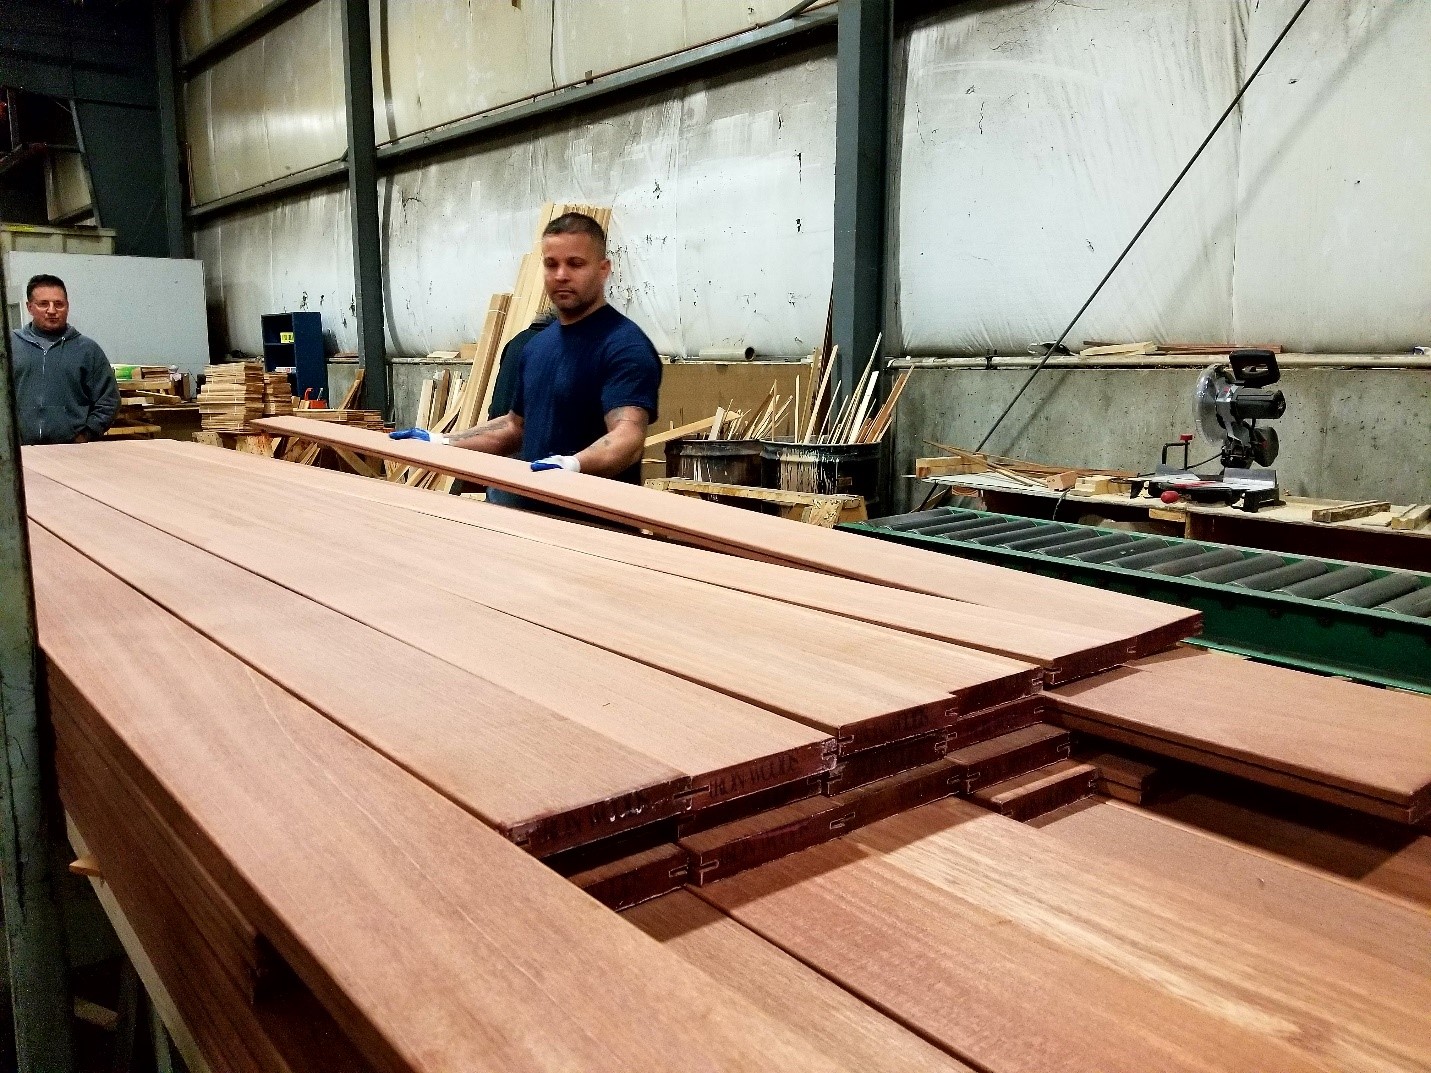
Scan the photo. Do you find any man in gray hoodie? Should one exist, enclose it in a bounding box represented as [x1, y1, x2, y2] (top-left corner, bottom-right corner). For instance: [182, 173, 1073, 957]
[11, 273, 119, 445]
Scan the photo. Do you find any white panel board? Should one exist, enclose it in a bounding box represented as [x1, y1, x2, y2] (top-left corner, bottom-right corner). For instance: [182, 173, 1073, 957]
[1231, 0, 1431, 352]
[5, 254, 210, 376]
[896, 0, 1246, 354]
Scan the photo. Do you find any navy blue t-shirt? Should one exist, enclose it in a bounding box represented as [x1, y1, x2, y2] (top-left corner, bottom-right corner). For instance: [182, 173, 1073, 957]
[510, 303, 661, 483]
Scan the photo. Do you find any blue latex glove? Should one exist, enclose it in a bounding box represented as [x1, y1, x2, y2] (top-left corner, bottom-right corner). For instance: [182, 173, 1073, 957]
[390, 427, 448, 445]
[531, 454, 580, 473]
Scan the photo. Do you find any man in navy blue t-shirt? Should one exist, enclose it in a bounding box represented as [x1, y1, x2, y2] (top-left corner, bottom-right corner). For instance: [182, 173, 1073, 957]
[391, 212, 660, 501]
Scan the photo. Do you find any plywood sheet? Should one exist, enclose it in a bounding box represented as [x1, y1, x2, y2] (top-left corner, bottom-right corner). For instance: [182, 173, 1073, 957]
[625, 890, 974, 1073]
[1052, 647, 1431, 822]
[251, 419, 1201, 654]
[700, 798, 1431, 1073]
[30, 527, 858, 1073]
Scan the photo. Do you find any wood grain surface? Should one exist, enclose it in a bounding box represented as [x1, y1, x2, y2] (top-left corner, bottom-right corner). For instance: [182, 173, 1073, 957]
[250, 419, 1201, 654]
[700, 797, 1431, 1073]
[28, 486, 690, 854]
[28, 446, 1041, 749]
[1051, 647, 1431, 823]
[24, 455, 837, 812]
[625, 891, 976, 1073]
[1030, 798, 1431, 977]
[30, 528, 858, 1073]
[141, 439, 1134, 683]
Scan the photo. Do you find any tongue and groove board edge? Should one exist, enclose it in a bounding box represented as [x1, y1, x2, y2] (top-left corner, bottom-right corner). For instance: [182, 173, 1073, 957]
[30, 522, 860, 1073]
[249, 419, 1202, 654]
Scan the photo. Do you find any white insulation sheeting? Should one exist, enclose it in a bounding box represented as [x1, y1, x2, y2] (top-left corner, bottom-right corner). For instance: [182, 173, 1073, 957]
[192, 50, 836, 358]
[192, 186, 356, 354]
[897, 0, 1431, 355]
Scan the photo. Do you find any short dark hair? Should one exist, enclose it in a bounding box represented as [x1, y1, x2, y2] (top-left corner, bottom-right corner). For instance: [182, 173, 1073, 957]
[543, 212, 607, 258]
[26, 274, 67, 301]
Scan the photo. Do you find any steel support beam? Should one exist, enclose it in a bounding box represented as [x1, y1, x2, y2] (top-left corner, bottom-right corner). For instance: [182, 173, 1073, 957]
[0, 228, 75, 1073]
[152, 5, 188, 258]
[831, 0, 892, 404]
[340, 0, 388, 416]
[182, 6, 837, 223]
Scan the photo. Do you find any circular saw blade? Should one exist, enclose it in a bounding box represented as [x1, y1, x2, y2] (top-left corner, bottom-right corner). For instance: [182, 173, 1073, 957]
[1194, 363, 1232, 443]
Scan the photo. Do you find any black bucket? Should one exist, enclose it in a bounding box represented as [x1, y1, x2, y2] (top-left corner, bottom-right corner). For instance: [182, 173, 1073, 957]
[675, 439, 764, 486]
[761, 441, 882, 510]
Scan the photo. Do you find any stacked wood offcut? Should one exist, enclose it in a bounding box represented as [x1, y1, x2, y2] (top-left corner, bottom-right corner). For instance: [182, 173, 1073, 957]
[24, 432, 1431, 1073]
[197, 361, 264, 431]
[261, 372, 293, 416]
[799, 338, 914, 445]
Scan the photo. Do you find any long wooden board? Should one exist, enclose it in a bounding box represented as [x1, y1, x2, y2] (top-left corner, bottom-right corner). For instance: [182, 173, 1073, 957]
[1031, 798, 1431, 978]
[252, 418, 1201, 655]
[625, 891, 975, 1073]
[1051, 647, 1431, 823]
[698, 797, 1431, 1073]
[28, 495, 690, 855]
[28, 446, 1041, 750]
[31, 528, 858, 1073]
[24, 459, 835, 812]
[149, 440, 1130, 683]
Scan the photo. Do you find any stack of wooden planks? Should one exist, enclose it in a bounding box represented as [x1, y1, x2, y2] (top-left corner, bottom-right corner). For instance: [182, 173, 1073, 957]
[23, 437, 1431, 1073]
[261, 373, 292, 416]
[253, 418, 1203, 656]
[198, 362, 265, 431]
[1050, 646, 1431, 823]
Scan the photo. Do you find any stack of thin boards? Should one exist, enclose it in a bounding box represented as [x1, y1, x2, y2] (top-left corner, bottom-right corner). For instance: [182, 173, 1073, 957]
[198, 362, 265, 431]
[23, 439, 1431, 1073]
[261, 373, 292, 416]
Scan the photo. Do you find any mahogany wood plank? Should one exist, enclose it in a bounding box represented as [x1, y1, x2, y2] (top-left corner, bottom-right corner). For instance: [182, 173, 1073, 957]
[568, 844, 690, 911]
[680, 761, 966, 885]
[943, 695, 1046, 744]
[30, 529, 858, 1073]
[58, 730, 373, 1073]
[968, 759, 1098, 821]
[625, 891, 975, 1073]
[29, 447, 1041, 750]
[1145, 783, 1431, 911]
[23, 456, 836, 811]
[944, 723, 1071, 792]
[1030, 798, 1431, 978]
[1052, 647, 1431, 822]
[27, 488, 690, 855]
[249, 419, 1201, 654]
[700, 797, 1431, 1073]
[139, 439, 1134, 683]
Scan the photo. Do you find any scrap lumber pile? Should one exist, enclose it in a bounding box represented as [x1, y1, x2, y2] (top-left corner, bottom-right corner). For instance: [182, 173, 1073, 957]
[197, 361, 264, 431]
[800, 341, 914, 445]
[114, 364, 179, 398]
[23, 436, 1431, 1073]
[261, 372, 292, 416]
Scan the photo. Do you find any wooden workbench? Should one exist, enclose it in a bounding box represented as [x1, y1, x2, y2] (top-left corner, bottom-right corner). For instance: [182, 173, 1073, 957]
[922, 473, 1431, 572]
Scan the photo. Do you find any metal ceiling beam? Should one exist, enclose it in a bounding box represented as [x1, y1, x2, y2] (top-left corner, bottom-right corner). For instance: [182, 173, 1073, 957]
[153, 4, 188, 257]
[183, 4, 837, 223]
[340, 0, 388, 416]
[831, 0, 892, 405]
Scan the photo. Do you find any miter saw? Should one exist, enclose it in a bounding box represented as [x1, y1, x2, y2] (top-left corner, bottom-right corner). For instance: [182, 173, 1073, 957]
[1138, 349, 1287, 512]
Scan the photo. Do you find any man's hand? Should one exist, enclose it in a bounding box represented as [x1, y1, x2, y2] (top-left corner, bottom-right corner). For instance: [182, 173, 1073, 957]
[531, 455, 580, 473]
[72, 430, 90, 444]
[390, 427, 448, 445]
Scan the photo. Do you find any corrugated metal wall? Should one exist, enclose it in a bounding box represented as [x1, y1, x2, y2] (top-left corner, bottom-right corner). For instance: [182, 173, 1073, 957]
[184, 0, 1431, 360]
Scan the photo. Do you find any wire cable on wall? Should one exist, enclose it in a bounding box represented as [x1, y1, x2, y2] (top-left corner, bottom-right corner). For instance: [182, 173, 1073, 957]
[973, 0, 1316, 454]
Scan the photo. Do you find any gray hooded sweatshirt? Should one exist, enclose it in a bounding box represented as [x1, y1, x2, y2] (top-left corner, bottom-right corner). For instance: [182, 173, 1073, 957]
[10, 322, 120, 445]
